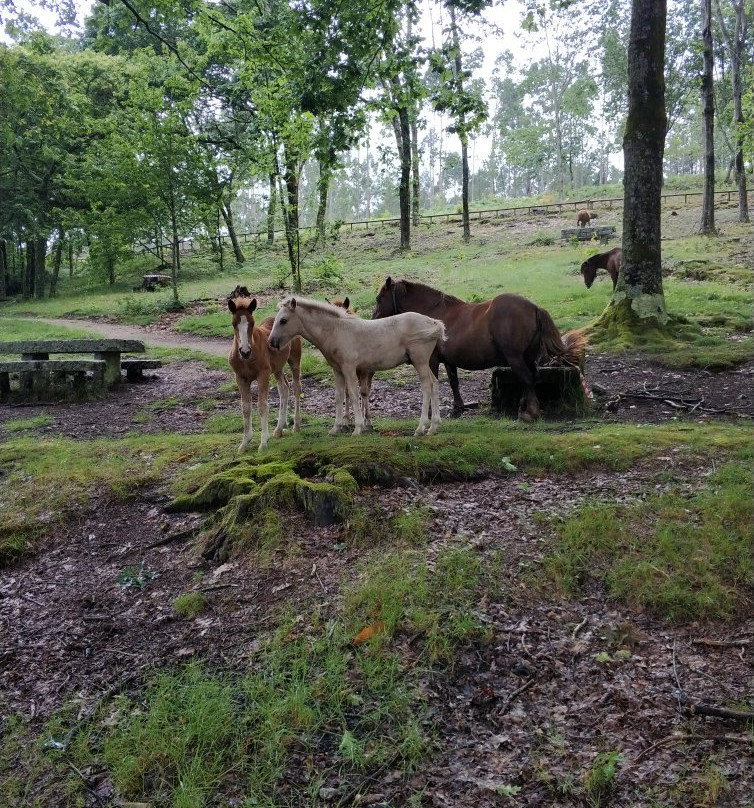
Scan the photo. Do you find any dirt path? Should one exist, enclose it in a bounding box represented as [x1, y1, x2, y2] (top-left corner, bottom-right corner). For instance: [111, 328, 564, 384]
[26, 316, 230, 357]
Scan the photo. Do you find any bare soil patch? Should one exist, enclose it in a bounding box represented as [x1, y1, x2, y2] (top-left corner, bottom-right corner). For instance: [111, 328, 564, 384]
[1, 331, 752, 806]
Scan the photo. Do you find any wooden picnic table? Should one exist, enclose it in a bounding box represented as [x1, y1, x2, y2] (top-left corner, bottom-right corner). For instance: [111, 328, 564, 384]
[0, 338, 161, 399]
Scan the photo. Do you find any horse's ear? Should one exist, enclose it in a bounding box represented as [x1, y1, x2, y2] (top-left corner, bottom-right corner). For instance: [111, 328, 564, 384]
[343, 297, 349, 309]
[228, 299, 237, 313]
[290, 297, 297, 310]
[385, 277, 393, 288]
[250, 298, 257, 312]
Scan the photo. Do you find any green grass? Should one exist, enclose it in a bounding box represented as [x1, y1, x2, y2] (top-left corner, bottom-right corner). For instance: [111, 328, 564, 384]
[0, 432, 229, 566]
[2, 414, 54, 433]
[543, 459, 754, 621]
[24, 545, 487, 807]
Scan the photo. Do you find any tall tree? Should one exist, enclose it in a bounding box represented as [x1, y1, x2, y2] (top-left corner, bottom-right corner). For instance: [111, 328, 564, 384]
[429, 0, 488, 241]
[715, 0, 750, 222]
[597, 0, 670, 332]
[700, 0, 717, 234]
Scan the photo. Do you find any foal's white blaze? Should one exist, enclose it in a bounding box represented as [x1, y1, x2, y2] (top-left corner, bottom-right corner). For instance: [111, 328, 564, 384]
[237, 314, 252, 358]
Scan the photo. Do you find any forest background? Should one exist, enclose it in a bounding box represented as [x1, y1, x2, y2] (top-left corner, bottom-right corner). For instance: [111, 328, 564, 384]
[0, 0, 751, 297]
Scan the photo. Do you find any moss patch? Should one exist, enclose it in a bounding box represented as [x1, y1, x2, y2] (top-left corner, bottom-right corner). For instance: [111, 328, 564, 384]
[588, 303, 752, 370]
[171, 459, 359, 561]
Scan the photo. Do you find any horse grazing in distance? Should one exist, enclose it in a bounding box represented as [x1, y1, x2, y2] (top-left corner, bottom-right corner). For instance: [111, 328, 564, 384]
[372, 278, 587, 422]
[227, 286, 302, 452]
[576, 209, 592, 227]
[580, 247, 622, 290]
[269, 297, 445, 437]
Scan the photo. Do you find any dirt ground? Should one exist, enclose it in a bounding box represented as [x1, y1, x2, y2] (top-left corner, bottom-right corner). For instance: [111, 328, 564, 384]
[1, 320, 753, 806]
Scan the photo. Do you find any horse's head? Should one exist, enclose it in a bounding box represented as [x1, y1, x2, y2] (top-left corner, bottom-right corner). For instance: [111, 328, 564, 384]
[580, 259, 597, 289]
[373, 276, 402, 319]
[268, 297, 298, 350]
[228, 294, 257, 360]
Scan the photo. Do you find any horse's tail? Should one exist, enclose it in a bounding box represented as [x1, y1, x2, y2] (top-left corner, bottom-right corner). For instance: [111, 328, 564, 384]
[561, 328, 589, 367]
[538, 316, 593, 398]
[535, 306, 569, 362]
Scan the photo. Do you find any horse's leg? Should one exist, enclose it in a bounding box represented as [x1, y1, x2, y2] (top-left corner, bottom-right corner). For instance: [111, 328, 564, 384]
[257, 373, 271, 451]
[237, 376, 254, 452]
[273, 370, 289, 438]
[290, 360, 302, 433]
[343, 368, 366, 435]
[609, 263, 618, 289]
[358, 371, 373, 431]
[443, 362, 464, 417]
[330, 368, 349, 435]
[413, 362, 438, 436]
[508, 357, 540, 422]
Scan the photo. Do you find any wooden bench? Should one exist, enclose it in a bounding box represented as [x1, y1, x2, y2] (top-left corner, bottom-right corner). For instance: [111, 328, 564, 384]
[0, 339, 151, 400]
[120, 358, 163, 380]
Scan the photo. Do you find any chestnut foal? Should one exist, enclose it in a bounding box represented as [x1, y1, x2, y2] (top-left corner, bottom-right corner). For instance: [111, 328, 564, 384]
[228, 288, 302, 451]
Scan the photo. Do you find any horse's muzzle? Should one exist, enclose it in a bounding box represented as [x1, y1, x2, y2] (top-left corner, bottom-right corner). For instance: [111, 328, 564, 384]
[268, 336, 280, 350]
[239, 348, 251, 360]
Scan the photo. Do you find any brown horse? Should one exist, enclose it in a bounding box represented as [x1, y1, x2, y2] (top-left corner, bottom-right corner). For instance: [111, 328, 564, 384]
[372, 278, 586, 421]
[228, 286, 302, 451]
[580, 247, 622, 290]
[576, 209, 591, 227]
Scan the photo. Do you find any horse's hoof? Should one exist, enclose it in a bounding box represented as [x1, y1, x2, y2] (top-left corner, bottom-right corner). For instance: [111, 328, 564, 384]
[238, 440, 250, 452]
[451, 409, 464, 418]
[517, 412, 534, 423]
[427, 425, 439, 435]
[414, 426, 427, 436]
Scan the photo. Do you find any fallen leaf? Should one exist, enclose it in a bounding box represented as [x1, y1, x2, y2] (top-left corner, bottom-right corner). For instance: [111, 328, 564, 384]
[352, 621, 386, 645]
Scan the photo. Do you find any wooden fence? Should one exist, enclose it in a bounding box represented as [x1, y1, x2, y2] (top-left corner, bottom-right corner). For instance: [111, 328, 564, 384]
[138, 189, 752, 256]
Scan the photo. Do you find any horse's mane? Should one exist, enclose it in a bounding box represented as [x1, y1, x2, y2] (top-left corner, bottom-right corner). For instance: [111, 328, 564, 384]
[280, 296, 350, 318]
[399, 280, 465, 307]
[228, 285, 256, 311]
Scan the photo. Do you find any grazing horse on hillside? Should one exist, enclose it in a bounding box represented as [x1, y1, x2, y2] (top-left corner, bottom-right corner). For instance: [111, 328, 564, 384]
[228, 286, 302, 451]
[269, 297, 445, 436]
[372, 278, 587, 422]
[576, 209, 592, 227]
[580, 247, 622, 290]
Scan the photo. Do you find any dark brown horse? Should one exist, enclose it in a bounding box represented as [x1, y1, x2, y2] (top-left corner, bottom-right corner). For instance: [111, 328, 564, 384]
[580, 247, 622, 290]
[576, 209, 592, 227]
[372, 278, 586, 421]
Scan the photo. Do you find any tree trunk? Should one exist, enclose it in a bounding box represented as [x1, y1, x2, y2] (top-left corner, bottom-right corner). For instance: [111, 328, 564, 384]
[221, 201, 245, 263]
[279, 160, 302, 292]
[49, 230, 64, 298]
[316, 159, 330, 239]
[450, 6, 471, 243]
[410, 116, 420, 227]
[0, 240, 7, 299]
[460, 135, 471, 242]
[715, 0, 749, 222]
[267, 174, 277, 245]
[170, 204, 181, 304]
[397, 103, 411, 250]
[597, 0, 668, 333]
[700, 0, 717, 235]
[33, 238, 46, 299]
